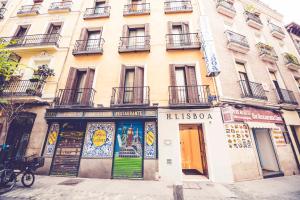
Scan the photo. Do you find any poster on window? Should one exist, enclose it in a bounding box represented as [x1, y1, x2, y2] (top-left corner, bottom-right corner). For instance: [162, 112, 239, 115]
[272, 127, 286, 146]
[82, 122, 115, 158]
[225, 123, 252, 149]
[112, 121, 144, 179]
[44, 123, 59, 157]
[144, 122, 156, 159]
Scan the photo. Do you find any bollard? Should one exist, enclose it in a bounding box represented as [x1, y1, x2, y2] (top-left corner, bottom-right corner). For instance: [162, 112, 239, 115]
[173, 183, 184, 200]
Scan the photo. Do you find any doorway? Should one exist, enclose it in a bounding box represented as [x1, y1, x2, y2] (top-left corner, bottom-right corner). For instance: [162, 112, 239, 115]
[50, 122, 85, 177]
[179, 124, 208, 178]
[5, 112, 36, 160]
[253, 128, 283, 178]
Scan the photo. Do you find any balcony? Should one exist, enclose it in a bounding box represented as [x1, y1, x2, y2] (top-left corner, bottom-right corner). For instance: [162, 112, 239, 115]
[54, 88, 96, 107]
[244, 11, 263, 30]
[0, 8, 6, 19]
[2, 34, 61, 53]
[169, 85, 212, 106]
[0, 80, 44, 98]
[164, 1, 193, 14]
[276, 88, 298, 105]
[283, 53, 300, 71]
[256, 43, 278, 63]
[239, 80, 267, 100]
[110, 86, 150, 107]
[17, 5, 40, 16]
[166, 33, 201, 50]
[123, 3, 150, 16]
[225, 30, 250, 54]
[118, 36, 150, 53]
[216, 0, 236, 18]
[269, 23, 285, 40]
[83, 6, 110, 19]
[72, 39, 105, 55]
[48, 1, 72, 13]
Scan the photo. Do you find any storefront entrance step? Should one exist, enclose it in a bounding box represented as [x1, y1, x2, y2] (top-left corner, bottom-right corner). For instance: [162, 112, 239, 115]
[263, 171, 284, 179]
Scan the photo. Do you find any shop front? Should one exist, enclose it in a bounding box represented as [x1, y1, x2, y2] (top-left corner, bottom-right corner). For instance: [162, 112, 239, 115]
[158, 107, 234, 183]
[222, 106, 299, 181]
[41, 108, 158, 180]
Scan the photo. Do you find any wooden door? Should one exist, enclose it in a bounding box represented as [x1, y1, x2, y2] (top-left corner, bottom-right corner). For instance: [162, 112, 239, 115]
[180, 125, 204, 174]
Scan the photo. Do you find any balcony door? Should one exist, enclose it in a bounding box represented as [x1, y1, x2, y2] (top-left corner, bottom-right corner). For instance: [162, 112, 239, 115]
[45, 23, 62, 43]
[131, 0, 143, 11]
[94, 1, 106, 14]
[128, 28, 145, 48]
[86, 30, 101, 51]
[13, 25, 30, 45]
[171, 22, 190, 46]
[270, 72, 284, 102]
[119, 66, 144, 105]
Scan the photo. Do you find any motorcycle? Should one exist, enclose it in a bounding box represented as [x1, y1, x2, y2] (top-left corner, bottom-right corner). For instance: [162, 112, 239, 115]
[0, 145, 45, 194]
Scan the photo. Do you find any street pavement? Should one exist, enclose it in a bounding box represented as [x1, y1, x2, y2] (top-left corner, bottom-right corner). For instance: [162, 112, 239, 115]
[0, 175, 300, 200]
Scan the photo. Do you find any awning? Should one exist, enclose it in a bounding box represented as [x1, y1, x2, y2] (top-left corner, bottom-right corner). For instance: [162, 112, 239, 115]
[246, 122, 278, 129]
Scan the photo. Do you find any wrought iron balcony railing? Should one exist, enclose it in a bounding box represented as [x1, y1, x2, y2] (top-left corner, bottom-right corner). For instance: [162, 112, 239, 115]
[244, 11, 263, 25]
[111, 86, 150, 106]
[123, 3, 150, 16]
[216, 0, 236, 12]
[0, 8, 6, 19]
[164, 1, 192, 13]
[0, 80, 44, 97]
[276, 88, 298, 105]
[49, 1, 72, 11]
[54, 88, 96, 107]
[118, 36, 150, 52]
[166, 33, 201, 50]
[239, 80, 267, 100]
[256, 42, 278, 61]
[72, 39, 105, 55]
[225, 30, 250, 48]
[83, 6, 111, 19]
[17, 5, 40, 15]
[269, 23, 285, 35]
[2, 34, 61, 48]
[169, 85, 212, 105]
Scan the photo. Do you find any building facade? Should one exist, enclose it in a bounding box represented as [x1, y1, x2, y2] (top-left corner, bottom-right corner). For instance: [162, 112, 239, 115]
[0, 0, 299, 184]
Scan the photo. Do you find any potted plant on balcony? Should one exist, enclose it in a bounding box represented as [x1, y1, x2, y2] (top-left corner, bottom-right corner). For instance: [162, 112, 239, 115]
[29, 64, 55, 82]
[285, 53, 300, 65]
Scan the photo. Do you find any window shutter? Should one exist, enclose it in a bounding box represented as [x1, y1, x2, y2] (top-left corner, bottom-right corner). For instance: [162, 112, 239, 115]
[61, 67, 78, 105]
[122, 25, 129, 47]
[169, 64, 178, 103]
[167, 21, 174, 44]
[118, 65, 126, 104]
[182, 22, 190, 33]
[82, 68, 95, 106]
[185, 66, 199, 103]
[145, 23, 150, 36]
[134, 66, 144, 104]
[79, 28, 89, 50]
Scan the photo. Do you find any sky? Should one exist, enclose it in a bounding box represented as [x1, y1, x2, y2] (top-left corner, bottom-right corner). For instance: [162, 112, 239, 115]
[260, 0, 300, 24]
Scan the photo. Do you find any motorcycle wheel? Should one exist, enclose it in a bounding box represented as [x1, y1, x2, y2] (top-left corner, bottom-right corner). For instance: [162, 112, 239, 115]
[21, 171, 35, 187]
[0, 172, 16, 195]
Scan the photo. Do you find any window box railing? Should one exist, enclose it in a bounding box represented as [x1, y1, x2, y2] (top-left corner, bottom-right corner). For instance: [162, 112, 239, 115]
[283, 53, 300, 70]
[256, 42, 278, 63]
[169, 85, 212, 105]
[0, 80, 44, 97]
[48, 1, 72, 12]
[216, 0, 236, 18]
[164, 1, 193, 13]
[239, 80, 267, 100]
[0, 8, 6, 19]
[244, 11, 263, 29]
[54, 88, 96, 107]
[123, 3, 150, 16]
[83, 6, 110, 19]
[269, 23, 285, 39]
[17, 5, 40, 16]
[110, 86, 150, 106]
[276, 88, 298, 105]
[166, 33, 201, 50]
[72, 38, 105, 55]
[2, 34, 61, 48]
[118, 35, 150, 53]
[225, 30, 250, 53]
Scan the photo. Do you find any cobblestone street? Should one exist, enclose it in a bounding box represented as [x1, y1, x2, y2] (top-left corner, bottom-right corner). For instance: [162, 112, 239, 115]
[1, 175, 300, 200]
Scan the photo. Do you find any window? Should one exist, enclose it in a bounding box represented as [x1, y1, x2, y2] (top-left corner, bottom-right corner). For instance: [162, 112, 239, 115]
[78, 28, 102, 51]
[95, 1, 106, 14]
[15, 26, 29, 37]
[236, 62, 252, 97]
[128, 28, 145, 47]
[120, 24, 150, 51]
[87, 31, 101, 50]
[295, 78, 300, 91]
[168, 22, 190, 45]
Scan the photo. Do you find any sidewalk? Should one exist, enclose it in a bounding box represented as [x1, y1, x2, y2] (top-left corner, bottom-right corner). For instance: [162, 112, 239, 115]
[1, 175, 300, 200]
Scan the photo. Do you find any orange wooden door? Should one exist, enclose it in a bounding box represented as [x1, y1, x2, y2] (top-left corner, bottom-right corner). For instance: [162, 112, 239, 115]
[180, 125, 203, 173]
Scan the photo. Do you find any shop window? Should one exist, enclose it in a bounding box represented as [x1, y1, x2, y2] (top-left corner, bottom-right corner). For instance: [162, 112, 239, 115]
[277, 124, 291, 144]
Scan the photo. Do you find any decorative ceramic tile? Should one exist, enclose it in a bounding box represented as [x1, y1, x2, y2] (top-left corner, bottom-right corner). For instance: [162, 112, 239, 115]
[225, 123, 252, 149]
[144, 122, 157, 159]
[82, 122, 115, 158]
[44, 123, 59, 157]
